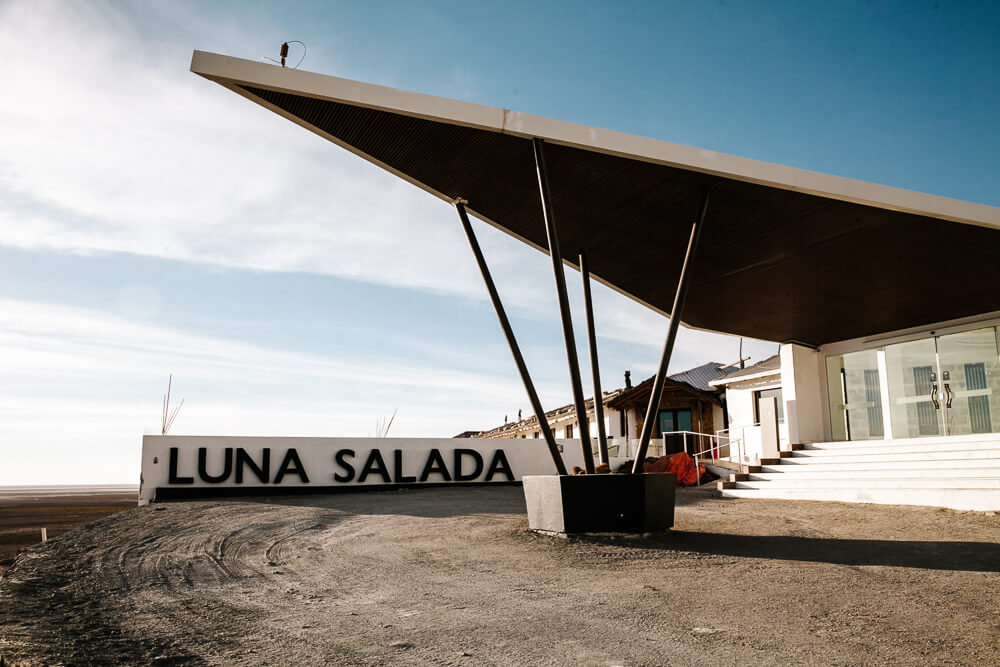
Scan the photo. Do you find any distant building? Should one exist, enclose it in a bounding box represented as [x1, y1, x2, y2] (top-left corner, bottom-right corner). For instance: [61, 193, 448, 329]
[478, 386, 627, 441]
[608, 361, 733, 455]
[479, 362, 738, 458]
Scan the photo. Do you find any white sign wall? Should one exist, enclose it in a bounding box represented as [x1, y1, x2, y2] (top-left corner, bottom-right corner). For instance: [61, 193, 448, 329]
[140, 436, 608, 505]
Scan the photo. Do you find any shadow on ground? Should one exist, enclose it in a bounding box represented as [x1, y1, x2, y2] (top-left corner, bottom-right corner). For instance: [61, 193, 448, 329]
[162, 480, 722, 517]
[578, 530, 1000, 572]
[228, 485, 529, 519]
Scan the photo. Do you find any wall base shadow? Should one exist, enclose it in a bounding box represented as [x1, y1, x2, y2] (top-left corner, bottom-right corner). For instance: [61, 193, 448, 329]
[225, 484, 528, 519]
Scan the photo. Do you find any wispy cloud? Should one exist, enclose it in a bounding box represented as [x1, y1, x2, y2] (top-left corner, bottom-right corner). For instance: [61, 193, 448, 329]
[0, 297, 563, 483]
[0, 0, 511, 297]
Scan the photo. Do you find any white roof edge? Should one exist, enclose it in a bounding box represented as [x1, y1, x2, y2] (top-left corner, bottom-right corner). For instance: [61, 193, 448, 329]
[708, 368, 782, 386]
[191, 50, 1000, 231]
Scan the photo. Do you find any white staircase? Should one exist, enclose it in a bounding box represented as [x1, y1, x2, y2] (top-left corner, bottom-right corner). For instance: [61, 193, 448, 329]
[718, 435, 1000, 511]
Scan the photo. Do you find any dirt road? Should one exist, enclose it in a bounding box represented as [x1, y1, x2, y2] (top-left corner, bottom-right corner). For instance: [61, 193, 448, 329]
[1, 485, 998, 665]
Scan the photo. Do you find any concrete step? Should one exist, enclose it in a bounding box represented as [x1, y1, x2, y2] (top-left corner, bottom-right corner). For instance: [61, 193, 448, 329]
[750, 468, 1000, 481]
[778, 449, 1000, 465]
[804, 433, 1000, 449]
[797, 440, 1000, 457]
[760, 458, 1000, 473]
[719, 487, 1000, 512]
[736, 478, 1000, 490]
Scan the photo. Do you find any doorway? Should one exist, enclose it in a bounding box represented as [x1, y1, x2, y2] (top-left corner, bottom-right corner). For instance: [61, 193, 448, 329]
[658, 408, 693, 454]
[884, 328, 1000, 438]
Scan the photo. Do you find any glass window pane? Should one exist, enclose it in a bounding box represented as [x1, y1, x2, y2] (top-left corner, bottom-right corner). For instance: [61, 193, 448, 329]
[825, 349, 883, 441]
[884, 338, 941, 438]
[936, 327, 1000, 436]
[676, 410, 693, 431]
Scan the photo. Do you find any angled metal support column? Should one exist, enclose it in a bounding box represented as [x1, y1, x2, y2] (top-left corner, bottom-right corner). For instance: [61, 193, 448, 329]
[455, 200, 568, 476]
[533, 138, 595, 474]
[579, 250, 609, 465]
[632, 187, 713, 473]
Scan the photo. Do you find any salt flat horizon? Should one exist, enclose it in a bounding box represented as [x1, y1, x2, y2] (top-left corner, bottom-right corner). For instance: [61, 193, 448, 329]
[0, 484, 139, 499]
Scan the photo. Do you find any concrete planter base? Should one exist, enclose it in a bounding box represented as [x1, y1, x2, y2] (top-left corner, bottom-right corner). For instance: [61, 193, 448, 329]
[522, 473, 677, 534]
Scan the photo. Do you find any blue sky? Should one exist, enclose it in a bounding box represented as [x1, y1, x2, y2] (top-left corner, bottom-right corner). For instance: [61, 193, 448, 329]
[1, 1, 997, 484]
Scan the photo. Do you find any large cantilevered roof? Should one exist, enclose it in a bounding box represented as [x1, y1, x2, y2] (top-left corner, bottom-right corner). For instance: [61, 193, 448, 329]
[191, 51, 1000, 346]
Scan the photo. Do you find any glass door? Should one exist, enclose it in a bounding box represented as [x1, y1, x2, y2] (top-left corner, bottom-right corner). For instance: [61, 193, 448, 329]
[936, 328, 1000, 436]
[884, 328, 1000, 438]
[885, 338, 943, 438]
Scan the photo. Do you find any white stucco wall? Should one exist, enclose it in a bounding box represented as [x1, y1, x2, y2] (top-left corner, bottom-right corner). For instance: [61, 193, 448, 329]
[722, 375, 787, 461]
[780, 343, 826, 444]
[139, 435, 617, 505]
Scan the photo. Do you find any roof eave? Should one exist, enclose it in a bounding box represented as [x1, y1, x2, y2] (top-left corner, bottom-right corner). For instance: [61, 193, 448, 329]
[191, 50, 1000, 233]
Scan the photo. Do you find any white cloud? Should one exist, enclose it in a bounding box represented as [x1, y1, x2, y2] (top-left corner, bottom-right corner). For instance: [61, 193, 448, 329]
[0, 0, 510, 298]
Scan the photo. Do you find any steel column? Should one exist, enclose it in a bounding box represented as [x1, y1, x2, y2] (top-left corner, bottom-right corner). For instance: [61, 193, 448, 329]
[579, 250, 609, 465]
[455, 201, 568, 476]
[532, 138, 595, 474]
[632, 188, 712, 473]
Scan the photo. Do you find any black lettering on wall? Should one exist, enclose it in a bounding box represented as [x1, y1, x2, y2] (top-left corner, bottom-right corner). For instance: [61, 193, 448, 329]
[274, 448, 310, 484]
[393, 450, 417, 484]
[333, 449, 356, 483]
[168, 447, 194, 484]
[235, 448, 270, 484]
[198, 447, 233, 484]
[485, 450, 515, 482]
[358, 450, 391, 483]
[419, 449, 452, 482]
[454, 448, 484, 482]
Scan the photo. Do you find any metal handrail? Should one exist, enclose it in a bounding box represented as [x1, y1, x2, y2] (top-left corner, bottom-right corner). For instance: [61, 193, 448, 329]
[662, 430, 745, 486]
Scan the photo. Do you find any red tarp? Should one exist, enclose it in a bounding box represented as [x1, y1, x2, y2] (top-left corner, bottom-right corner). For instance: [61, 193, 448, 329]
[643, 452, 705, 486]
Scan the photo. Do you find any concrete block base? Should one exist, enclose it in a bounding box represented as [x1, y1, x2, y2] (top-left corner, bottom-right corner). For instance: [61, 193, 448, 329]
[522, 473, 676, 534]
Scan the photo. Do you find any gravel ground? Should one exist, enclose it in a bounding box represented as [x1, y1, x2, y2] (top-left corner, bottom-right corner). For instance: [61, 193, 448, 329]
[1, 485, 998, 666]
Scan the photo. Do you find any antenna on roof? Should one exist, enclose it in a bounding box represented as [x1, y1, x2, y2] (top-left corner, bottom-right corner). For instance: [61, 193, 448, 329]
[260, 40, 307, 69]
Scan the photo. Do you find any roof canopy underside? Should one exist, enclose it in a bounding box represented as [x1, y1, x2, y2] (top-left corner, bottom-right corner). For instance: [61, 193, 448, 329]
[193, 52, 1000, 346]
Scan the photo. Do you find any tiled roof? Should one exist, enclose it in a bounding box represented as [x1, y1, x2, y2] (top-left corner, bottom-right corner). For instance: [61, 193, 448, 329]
[666, 361, 733, 393]
[605, 361, 729, 409]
